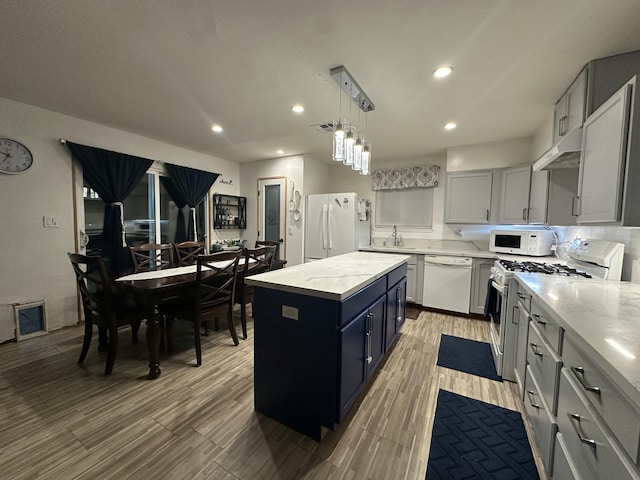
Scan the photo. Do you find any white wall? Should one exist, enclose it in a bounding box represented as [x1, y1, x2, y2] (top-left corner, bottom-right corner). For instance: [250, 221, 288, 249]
[239, 155, 304, 266]
[0, 97, 239, 343]
[446, 137, 534, 171]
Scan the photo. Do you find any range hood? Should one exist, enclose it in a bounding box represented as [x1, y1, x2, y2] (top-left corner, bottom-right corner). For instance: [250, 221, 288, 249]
[532, 127, 582, 171]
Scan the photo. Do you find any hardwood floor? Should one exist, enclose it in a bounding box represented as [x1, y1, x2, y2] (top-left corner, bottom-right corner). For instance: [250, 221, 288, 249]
[0, 307, 547, 480]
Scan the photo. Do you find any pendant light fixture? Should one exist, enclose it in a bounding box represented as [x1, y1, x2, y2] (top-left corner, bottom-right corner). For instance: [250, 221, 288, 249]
[330, 66, 374, 174]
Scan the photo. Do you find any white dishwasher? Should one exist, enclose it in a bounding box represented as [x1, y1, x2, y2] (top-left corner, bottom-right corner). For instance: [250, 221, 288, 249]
[422, 255, 473, 314]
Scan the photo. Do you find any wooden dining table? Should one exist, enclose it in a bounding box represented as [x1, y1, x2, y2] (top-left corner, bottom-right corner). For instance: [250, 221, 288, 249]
[116, 259, 250, 380]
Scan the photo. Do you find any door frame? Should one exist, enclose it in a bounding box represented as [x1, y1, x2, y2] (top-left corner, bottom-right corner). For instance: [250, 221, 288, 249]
[257, 176, 287, 260]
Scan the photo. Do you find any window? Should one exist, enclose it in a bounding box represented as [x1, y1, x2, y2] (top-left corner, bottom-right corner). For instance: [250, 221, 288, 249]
[83, 169, 207, 256]
[375, 188, 433, 228]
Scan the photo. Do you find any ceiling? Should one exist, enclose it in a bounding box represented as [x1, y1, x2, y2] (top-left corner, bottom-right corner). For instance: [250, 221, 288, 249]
[3, 1, 640, 166]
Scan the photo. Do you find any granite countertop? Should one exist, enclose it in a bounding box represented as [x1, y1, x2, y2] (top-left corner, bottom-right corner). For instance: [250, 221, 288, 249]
[516, 273, 640, 409]
[245, 251, 410, 301]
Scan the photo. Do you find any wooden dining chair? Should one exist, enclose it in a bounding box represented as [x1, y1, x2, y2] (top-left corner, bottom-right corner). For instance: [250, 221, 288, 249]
[254, 240, 286, 269]
[172, 241, 206, 266]
[129, 243, 174, 272]
[164, 251, 242, 366]
[237, 245, 277, 339]
[68, 253, 144, 375]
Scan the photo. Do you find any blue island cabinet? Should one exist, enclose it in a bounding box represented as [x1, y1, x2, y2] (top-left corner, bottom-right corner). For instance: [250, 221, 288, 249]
[253, 263, 407, 441]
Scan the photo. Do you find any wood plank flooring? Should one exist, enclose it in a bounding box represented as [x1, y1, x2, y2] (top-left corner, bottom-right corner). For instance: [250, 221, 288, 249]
[0, 307, 547, 480]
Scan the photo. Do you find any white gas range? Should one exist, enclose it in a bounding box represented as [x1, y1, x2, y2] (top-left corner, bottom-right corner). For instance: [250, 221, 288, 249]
[485, 239, 624, 382]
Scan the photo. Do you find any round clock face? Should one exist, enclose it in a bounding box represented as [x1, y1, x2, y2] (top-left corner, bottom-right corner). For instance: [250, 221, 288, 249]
[0, 137, 33, 174]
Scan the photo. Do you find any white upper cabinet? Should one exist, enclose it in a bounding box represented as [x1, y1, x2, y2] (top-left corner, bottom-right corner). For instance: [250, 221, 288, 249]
[445, 171, 493, 224]
[553, 68, 588, 143]
[498, 166, 549, 225]
[498, 166, 531, 224]
[577, 82, 633, 224]
[528, 170, 549, 224]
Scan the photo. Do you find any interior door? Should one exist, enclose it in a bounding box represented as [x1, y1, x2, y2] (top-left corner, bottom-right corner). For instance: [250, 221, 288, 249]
[258, 177, 286, 259]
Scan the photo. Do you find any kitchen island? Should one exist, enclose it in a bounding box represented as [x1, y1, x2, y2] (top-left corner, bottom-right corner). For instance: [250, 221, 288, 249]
[245, 252, 409, 441]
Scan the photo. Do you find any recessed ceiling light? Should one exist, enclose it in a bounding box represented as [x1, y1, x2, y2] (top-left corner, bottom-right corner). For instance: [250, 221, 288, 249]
[276, 149, 285, 155]
[291, 105, 304, 113]
[211, 124, 223, 133]
[444, 122, 457, 130]
[433, 66, 453, 78]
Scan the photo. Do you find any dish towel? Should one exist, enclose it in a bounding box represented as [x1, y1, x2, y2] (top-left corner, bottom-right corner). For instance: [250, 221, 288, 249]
[483, 277, 498, 319]
[357, 198, 367, 221]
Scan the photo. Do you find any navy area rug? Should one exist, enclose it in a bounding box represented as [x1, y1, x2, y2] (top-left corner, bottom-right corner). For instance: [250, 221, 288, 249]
[426, 389, 539, 480]
[437, 334, 502, 382]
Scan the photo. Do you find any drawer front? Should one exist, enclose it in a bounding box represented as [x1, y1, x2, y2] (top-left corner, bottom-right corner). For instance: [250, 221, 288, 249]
[553, 432, 582, 480]
[562, 335, 640, 463]
[527, 321, 562, 415]
[387, 263, 408, 290]
[340, 277, 387, 326]
[530, 300, 562, 354]
[524, 365, 557, 474]
[557, 369, 640, 480]
[515, 282, 531, 314]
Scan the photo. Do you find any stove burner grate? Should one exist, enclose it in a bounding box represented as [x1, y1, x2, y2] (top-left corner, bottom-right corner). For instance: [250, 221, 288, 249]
[499, 260, 592, 278]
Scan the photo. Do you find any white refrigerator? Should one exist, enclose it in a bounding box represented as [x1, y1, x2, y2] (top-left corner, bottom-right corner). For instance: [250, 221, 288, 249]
[304, 192, 370, 262]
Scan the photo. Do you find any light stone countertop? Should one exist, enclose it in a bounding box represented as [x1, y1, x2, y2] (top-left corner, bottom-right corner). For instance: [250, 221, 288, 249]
[245, 251, 410, 301]
[359, 244, 497, 258]
[516, 273, 640, 409]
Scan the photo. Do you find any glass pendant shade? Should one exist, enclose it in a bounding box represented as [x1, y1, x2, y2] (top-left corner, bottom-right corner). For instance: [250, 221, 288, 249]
[360, 143, 371, 175]
[343, 127, 355, 166]
[353, 136, 363, 171]
[332, 121, 345, 161]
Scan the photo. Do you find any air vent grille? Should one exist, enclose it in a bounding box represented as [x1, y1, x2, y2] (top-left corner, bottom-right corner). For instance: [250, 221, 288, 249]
[310, 122, 335, 133]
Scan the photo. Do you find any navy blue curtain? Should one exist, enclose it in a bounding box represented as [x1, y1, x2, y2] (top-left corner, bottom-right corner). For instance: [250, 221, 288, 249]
[165, 163, 219, 241]
[159, 176, 189, 243]
[66, 142, 153, 275]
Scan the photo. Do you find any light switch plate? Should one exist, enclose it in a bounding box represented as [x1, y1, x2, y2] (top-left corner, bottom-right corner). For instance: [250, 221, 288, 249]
[43, 216, 59, 227]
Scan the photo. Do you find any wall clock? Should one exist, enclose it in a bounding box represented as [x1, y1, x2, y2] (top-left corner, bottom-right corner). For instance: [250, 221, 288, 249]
[0, 137, 33, 174]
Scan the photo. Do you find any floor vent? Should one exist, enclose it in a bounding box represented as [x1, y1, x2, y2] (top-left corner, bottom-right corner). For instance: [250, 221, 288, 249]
[14, 300, 48, 341]
[310, 121, 335, 133]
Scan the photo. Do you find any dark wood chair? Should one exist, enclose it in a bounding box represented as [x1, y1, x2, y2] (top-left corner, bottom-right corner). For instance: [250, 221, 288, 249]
[237, 245, 277, 339]
[164, 251, 242, 366]
[68, 253, 144, 375]
[172, 241, 206, 266]
[129, 243, 174, 272]
[254, 240, 287, 269]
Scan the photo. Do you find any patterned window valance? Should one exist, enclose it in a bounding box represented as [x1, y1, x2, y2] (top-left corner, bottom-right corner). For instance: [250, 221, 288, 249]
[372, 164, 440, 190]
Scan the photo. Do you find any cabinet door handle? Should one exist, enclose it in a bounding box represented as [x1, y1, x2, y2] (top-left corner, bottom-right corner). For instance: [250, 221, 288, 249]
[527, 390, 540, 409]
[512, 305, 519, 325]
[532, 313, 546, 325]
[486, 209, 490, 221]
[568, 413, 597, 448]
[571, 196, 580, 216]
[365, 330, 372, 364]
[396, 289, 402, 323]
[571, 366, 601, 394]
[522, 208, 527, 221]
[529, 342, 543, 357]
[517, 292, 526, 300]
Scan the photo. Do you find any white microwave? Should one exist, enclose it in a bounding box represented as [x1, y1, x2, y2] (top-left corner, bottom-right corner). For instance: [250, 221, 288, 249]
[489, 229, 554, 256]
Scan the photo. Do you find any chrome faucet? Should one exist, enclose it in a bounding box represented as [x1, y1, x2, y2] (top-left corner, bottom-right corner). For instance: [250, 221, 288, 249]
[392, 225, 400, 247]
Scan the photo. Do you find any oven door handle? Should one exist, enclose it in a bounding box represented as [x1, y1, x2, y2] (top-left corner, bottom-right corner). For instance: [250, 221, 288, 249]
[491, 280, 506, 294]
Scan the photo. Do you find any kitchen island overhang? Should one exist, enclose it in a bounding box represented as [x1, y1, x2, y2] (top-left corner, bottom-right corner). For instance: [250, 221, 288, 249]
[246, 252, 409, 441]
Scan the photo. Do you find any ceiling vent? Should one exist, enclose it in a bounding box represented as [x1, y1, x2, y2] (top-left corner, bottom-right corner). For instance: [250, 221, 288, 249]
[310, 122, 335, 133]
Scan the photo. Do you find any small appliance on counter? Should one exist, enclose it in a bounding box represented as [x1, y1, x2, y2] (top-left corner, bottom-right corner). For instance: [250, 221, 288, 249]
[485, 238, 624, 382]
[489, 228, 555, 256]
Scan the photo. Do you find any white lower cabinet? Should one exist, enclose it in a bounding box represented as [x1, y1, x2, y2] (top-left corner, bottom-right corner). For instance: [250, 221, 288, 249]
[552, 432, 582, 480]
[527, 321, 562, 415]
[525, 365, 557, 474]
[556, 369, 640, 480]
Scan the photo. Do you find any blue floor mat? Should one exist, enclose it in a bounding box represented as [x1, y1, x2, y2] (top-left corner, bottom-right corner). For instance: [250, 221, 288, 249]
[436, 334, 502, 382]
[426, 389, 540, 480]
